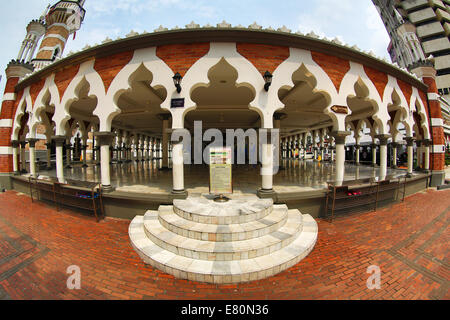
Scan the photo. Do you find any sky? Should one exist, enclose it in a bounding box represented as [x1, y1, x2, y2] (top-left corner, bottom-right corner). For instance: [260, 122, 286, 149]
[0, 0, 391, 98]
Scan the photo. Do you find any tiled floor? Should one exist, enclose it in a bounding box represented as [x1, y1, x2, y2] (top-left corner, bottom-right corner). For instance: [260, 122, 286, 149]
[33, 160, 410, 195]
[0, 188, 448, 300]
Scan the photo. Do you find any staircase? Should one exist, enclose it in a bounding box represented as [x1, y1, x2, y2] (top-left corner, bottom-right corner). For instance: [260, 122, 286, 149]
[129, 197, 318, 284]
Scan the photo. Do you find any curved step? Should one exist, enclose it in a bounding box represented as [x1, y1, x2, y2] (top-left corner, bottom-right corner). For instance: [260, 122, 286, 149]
[158, 204, 288, 242]
[172, 198, 273, 225]
[129, 214, 318, 284]
[143, 209, 303, 261]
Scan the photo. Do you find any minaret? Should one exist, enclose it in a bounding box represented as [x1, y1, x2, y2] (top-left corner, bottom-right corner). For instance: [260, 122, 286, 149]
[33, 0, 86, 67]
[16, 18, 46, 64]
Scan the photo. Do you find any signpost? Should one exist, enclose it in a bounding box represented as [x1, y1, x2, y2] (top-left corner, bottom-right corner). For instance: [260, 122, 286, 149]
[209, 147, 232, 202]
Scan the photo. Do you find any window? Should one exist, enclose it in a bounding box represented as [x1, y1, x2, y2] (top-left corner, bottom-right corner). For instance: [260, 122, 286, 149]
[52, 47, 60, 61]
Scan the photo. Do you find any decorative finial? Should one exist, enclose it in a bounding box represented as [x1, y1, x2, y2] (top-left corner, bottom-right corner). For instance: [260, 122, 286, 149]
[249, 22, 262, 30]
[217, 20, 231, 28]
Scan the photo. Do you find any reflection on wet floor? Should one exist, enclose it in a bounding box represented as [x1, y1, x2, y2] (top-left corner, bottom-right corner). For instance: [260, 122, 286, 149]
[35, 159, 409, 195]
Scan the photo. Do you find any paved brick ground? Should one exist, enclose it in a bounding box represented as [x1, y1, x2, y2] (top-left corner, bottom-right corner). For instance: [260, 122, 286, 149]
[0, 189, 448, 300]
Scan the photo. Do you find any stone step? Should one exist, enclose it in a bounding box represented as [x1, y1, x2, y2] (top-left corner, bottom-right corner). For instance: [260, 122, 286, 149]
[172, 198, 273, 225]
[158, 204, 289, 242]
[129, 214, 318, 284]
[143, 209, 303, 261]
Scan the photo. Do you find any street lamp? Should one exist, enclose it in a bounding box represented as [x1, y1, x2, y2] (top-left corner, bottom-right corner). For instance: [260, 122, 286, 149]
[173, 72, 182, 93]
[263, 71, 273, 91]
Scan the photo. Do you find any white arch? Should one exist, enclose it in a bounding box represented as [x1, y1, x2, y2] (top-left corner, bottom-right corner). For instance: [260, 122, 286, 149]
[54, 59, 106, 136]
[29, 74, 60, 135]
[410, 88, 430, 140]
[11, 87, 33, 140]
[98, 47, 174, 132]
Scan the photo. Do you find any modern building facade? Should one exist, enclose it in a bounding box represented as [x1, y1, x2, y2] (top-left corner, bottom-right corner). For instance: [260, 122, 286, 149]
[373, 0, 450, 98]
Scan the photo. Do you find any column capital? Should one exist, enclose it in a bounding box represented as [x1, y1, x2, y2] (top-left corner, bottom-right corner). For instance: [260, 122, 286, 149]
[422, 139, 432, 147]
[94, 132, 116, 146]
[11, 140, 20, 148]
[355, 144, 361, 149]
[375, 134, 391, 145]
[416, 140, 423, 147]
[26, 138, 39, 148]
[391, 142, 399, 148]
[19, 141, 28, 148]
[404, 137, 415, 146]
[329, 131, 350, 145]
[273, 112, 287, 121]
[52, 135, 66, 146]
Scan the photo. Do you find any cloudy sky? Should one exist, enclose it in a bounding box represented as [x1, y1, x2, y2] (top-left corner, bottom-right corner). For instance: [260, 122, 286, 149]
[0, 0, 391, 96]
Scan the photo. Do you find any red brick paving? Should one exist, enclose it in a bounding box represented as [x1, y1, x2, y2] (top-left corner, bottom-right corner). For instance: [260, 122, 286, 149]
[0, 189, 448, 300]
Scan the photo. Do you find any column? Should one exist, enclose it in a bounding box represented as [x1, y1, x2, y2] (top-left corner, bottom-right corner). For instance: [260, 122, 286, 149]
[274, 114, 284, 169]
[391, 142, 398, 169]
[95, 132, 116, 192]
[405, 137, 415, 177]
[65, 139, 72, 169]
[258, 129, 276, 198]
[82, 139, 88, 167]
[45, 142, 52, 170]
[423, 140, 430, 172]
[171, 135, 187, 196]
[11, 140, 19, 174]
[53, 136, 66, 183]
[376, 134, 390, 180]
[331, 131, 350, 186]
[416, 140, 423, 170]
[161, 115, 170, 170]
[371, 142, 377, 167]
[355, 144, 361, 166]
[27, 139, 38, 177]
[19, 141, 27, 173]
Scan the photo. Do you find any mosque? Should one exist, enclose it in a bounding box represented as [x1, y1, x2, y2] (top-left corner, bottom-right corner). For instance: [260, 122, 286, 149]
[0, 0, 447, 283]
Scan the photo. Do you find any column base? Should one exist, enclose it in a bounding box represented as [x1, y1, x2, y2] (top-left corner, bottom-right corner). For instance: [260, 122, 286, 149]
[102, 185, 115, 193]
[406, 173, 413, 178]
[20, 169, 27, 174]
[13, 171, 20, 176]
[392, 165, 398, 169]
[371, 164, 378, 168]
[170, 190, 188, 199]
[355, 162, 360, 166]
[257, 188, 277, 200]
[429, 171, 445, 187]
[82, 164, 88, 168]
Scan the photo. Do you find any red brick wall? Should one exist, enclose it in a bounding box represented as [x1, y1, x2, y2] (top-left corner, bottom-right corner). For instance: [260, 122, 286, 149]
[397, 80, 412, 107]
[94, 51, 134, 92]
[30, 79, 46, 106]
[236, 44, 289, 76]
[364, 66, 388, 99]
[311, 51, 350, 92]
[156, 43, 210, 77]
[54, 64, 80, 102]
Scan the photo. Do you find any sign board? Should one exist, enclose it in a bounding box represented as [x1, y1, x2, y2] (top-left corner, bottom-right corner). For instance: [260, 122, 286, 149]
[171, 98, 185, 108]
[209, 147, 233, 195]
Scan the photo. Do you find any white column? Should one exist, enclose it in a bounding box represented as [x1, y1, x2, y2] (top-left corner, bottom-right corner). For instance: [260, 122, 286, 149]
[65, 139, 72, 168]
[54, 137, 65, 182]
[172, 139, 185, 193]
[391, 143, 398, 168]
[28, 139, 38, 177]
[259, 129, 275, 195]
[405, 137, 414, 176]
[331, 132, 349, 186]
[371, 143, 377, 166]
[95, 132, 115, 191]
[424, 141, 430, 171]
[162, 117, 169, 168]
[377, 135, 389, 180]
[12, 141, 19, 173]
